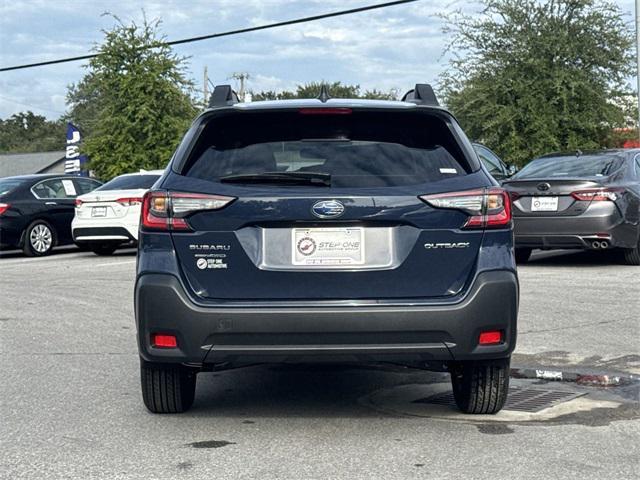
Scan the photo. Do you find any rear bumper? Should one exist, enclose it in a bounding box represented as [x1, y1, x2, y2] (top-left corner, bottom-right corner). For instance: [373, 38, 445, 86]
[72, 224, 137, 243]
[513, 207, 638, 249]
[135, 270, 518, 367]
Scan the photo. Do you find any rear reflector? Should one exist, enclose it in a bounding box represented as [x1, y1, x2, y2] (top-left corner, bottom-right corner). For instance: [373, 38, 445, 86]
[0, 202, 10, 215]
[298, 107, 352, 115]
[151, 333, 177, 348]
[420, 188, 512, 229]
[479, 330, 503, 345]
[141, 191, 235, 231]
[571, 188, 623, 202]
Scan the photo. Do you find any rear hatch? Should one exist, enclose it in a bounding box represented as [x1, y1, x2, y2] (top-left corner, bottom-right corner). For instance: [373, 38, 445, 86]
[158, 107, 500, 302]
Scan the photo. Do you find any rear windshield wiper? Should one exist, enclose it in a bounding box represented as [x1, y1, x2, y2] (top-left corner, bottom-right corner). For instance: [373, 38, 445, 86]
[219, 171, 331, 186]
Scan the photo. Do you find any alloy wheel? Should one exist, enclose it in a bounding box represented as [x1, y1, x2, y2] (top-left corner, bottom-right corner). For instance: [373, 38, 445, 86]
[30, 224, 52, 253]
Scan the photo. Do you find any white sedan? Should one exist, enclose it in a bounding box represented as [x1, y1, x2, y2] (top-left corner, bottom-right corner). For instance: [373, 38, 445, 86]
[72, 170, 163, 255]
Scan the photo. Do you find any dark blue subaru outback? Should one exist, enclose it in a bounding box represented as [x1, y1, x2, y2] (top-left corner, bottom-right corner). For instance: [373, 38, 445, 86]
[136, 84, 518, 414]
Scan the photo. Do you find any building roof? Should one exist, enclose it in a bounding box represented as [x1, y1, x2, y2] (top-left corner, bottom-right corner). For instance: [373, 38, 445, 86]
[0, 151, 66, 178]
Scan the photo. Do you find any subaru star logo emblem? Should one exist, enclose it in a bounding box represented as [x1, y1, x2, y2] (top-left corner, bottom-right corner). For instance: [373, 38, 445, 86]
[311, 200, 345, 219]
[537, 182, 551, 191]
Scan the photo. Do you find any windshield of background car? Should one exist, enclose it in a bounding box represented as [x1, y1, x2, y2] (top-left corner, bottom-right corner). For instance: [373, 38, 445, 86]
[0, 178, 25, 196]
[95, 174, 160, 191]
[514, 154, 625, 179]
[182, 110, 474, 188]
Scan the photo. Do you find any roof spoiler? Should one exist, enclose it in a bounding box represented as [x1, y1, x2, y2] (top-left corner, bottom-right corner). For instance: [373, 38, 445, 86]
[401, 84, 439, 106]
[208, 85, 239, 108]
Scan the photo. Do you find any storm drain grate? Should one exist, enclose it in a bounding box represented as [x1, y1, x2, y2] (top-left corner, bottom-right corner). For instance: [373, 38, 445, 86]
[414, 387, 586, 413]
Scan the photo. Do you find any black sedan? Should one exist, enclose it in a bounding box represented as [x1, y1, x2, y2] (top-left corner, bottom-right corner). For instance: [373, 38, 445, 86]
[503, 149, 640, 265]
[0, 174, 102, 256]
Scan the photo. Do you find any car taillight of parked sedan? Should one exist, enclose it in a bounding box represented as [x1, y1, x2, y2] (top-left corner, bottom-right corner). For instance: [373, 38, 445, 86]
[570, 188, 625, 202]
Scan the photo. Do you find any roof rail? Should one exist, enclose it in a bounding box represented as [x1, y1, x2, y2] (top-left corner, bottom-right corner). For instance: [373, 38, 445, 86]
[208, 85, 239, 108]
[401, 84, 439, 106]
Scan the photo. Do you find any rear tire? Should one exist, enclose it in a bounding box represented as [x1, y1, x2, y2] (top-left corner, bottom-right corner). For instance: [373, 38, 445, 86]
[22, 220, 56, 257]
[140, 360, 197, 414]
[621, 238, 640, 266]
[89, 243, 119, 256]
[514, 248, 532, 264]
[451, 358, 510, 414]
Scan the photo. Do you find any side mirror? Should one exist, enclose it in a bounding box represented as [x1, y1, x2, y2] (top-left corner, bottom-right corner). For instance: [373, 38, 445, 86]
[507, 165, 518, 176]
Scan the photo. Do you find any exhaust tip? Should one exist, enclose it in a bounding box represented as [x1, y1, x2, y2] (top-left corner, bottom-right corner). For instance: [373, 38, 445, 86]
[600, 240, 609, 249]
[592, 241, 601, 249]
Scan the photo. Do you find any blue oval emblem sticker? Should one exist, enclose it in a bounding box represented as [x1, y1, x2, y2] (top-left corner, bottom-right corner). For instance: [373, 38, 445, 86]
[312, 200, 345, 219]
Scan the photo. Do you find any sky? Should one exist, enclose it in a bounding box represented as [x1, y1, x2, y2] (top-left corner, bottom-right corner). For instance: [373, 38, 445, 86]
[0, 0, 636, 120]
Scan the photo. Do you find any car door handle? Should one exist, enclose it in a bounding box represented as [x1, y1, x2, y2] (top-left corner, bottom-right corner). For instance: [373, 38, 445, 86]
[45, 201, 57, 205]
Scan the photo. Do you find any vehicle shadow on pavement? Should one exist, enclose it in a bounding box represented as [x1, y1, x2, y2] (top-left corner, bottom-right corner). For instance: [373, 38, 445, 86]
[0, 246, 137, 259]
[527, 249, 624, 267]
[187, 363, 447, 418]
[0, 245, 79, 259]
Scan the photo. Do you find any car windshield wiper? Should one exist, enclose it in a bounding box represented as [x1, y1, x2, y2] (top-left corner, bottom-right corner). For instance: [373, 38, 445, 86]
[219, 171, 331, 186]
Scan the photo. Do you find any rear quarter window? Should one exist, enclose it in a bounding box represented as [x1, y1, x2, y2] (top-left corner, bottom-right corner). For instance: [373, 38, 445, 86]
[182, 110, 475, 188]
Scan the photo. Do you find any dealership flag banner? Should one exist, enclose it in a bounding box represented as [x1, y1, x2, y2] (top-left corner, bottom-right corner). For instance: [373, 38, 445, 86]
[64, 123, 88, 175]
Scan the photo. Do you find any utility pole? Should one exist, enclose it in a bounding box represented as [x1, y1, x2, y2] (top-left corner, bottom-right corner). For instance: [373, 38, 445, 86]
[203, 66, 209, 108]
[230, 72, 250, 102]
[636, 0, 640, 142]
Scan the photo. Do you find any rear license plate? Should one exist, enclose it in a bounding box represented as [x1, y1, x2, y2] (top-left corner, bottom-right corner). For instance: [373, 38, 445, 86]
[292, 228, 364, 266]
[531, 196, 558, 212]
[91, 206, 107, 217]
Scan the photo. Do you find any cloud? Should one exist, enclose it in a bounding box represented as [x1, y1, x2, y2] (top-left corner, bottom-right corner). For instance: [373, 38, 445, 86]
[0, 0, 635, 119]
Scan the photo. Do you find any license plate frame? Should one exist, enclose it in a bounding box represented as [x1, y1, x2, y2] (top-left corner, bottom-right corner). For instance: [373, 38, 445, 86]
[292, 227, 365, 267]
[91, 206, 107, 217]
[531, 196, 559, 212]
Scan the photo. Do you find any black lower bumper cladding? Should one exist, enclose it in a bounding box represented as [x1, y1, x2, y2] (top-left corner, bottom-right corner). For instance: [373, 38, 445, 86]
[136, 270, 519, 368]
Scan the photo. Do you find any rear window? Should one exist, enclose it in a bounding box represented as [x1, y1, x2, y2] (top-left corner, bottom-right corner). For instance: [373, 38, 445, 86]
[96, 174, 160, 191]
[183, 110, 473, 188]
[514, 154, 625, 179]
[0, 178, 25, 196]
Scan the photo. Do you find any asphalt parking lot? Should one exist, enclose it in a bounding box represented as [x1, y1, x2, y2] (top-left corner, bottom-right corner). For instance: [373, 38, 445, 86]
[1, 248, 639, 479]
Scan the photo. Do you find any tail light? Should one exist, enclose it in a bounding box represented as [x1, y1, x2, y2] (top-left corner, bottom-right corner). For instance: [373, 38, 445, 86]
[141, 191, 235, 231]
[115, 197, 143, 206]
[420, 188, 512, 229]
[74, 199, 83, 208]
[571, 188, 624, 202]
[0, 202, 10, 215]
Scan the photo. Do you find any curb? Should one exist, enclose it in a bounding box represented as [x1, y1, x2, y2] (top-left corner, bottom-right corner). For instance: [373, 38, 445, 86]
[510, 367, 638, 387]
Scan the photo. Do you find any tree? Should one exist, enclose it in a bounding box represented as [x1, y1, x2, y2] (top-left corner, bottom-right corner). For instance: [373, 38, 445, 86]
[252, 81, 397, 101]
[67, 16, 197, 179]
[440, 0, 634, 166]
[0, 112, 66, 153]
